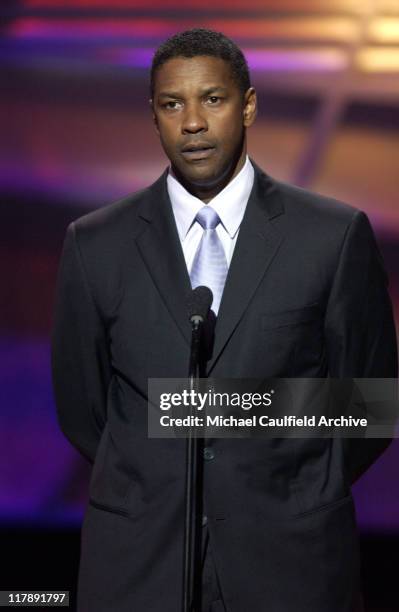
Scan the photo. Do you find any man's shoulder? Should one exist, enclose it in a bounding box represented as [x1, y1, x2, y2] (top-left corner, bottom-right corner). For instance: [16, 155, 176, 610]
[72, 183, 153, 235]
[251, 160, 359, 227]
[270, 177, 367, 252]
[66, 171, 166, 250]
[276, 178, 358, 222]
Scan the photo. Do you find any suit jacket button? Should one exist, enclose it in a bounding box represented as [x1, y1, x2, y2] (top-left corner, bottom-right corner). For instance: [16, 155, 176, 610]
[203, 447, 215, 461]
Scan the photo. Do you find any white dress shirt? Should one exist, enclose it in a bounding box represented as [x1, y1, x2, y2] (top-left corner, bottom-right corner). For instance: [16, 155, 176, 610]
[167, 155, 255, 273]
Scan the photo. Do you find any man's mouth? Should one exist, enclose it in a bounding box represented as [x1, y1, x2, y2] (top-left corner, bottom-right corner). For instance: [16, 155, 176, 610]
[181, 146, 215, 160]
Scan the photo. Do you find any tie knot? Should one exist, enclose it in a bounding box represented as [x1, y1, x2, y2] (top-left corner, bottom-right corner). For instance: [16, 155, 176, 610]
[195, 206, 221, 230]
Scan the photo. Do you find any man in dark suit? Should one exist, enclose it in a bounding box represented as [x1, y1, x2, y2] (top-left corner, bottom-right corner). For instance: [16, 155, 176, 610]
[51, 28, 397, 612]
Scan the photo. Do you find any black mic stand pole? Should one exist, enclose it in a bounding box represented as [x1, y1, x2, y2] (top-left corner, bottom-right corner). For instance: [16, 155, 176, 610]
[183, 314, 202, 612]
[183, 285, 212, 612]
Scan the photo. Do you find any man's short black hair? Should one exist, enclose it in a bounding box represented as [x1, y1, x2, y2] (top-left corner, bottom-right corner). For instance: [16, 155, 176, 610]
[150, 28, 251, 99]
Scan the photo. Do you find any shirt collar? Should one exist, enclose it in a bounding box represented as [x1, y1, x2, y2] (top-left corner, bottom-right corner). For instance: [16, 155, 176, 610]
[167, 155, 255, 240]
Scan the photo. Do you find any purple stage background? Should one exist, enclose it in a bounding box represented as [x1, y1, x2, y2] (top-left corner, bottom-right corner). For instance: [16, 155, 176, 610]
[1, 0, 398, 532]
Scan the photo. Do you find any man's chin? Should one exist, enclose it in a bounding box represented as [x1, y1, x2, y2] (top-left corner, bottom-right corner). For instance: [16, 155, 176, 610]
[174, 161, 230, 189]
[184, 170, 220, 188]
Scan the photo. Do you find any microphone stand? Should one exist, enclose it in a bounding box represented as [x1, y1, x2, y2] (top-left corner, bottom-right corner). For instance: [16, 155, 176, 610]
[183, 315, 204, 612]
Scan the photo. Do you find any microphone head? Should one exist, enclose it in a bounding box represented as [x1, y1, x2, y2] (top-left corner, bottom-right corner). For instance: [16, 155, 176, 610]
[187, 286, 213, 323]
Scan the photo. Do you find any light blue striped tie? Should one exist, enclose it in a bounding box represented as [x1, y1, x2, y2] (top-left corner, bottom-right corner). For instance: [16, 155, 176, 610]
[190, 206, 228, 315]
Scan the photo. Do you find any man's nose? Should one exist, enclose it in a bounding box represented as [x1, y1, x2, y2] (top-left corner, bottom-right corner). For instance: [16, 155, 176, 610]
[181, 103, 208, 134]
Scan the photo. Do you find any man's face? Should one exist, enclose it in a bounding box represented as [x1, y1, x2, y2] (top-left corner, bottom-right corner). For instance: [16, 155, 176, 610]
[151, 55, 256, 196]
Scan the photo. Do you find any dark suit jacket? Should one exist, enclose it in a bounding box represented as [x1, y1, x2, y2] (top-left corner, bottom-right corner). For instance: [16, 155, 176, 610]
[51, 160, 398, 612]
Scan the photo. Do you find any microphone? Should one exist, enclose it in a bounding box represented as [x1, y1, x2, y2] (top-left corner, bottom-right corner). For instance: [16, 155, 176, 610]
[187, 286, 213, 325]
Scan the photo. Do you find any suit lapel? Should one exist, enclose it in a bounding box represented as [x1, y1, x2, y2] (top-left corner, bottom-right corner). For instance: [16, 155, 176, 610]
[134, 170, 193, 345]
[207, 160, 285, 373]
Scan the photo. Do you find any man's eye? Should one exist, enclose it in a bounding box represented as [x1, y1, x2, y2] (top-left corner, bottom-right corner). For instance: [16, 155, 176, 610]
[206, 96, 221, 104]
[164, 101, 182, 110]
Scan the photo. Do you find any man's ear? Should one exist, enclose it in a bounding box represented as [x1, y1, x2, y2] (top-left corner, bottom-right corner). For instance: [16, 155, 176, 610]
[243, 87, 257, 127]
[149, 99, 160, 134]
